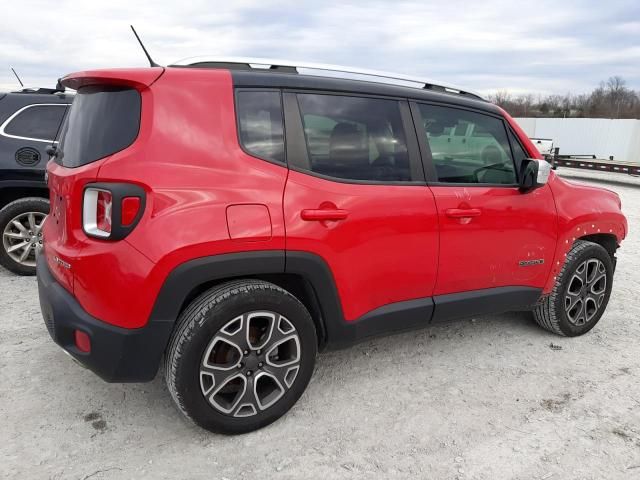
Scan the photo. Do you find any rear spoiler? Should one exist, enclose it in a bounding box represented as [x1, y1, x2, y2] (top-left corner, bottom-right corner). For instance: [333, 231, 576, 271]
[61, 67, 164, 90]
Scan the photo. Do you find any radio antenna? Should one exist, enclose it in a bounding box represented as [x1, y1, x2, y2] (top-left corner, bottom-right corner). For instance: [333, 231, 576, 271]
[130, 25, 160, 67]
[11, 67, 24, 87]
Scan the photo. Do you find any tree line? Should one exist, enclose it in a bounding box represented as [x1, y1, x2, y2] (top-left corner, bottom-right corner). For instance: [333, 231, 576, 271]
[489, 77, 640, 119]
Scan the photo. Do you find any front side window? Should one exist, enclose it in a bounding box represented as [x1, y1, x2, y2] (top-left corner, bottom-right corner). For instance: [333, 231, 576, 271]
[418, 104, 517, 185]
[2, 104, 68, 142]
[508, 129, 530, 169]
[237, 90, 285, 164]
[296, 94, 411, 182]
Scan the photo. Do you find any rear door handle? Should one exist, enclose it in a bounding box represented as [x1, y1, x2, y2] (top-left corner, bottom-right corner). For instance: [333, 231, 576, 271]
[445, 208, 481, 218]
[301, 209, 349, 221]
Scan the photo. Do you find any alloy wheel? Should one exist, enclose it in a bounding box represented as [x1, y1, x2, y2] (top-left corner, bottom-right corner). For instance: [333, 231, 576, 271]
[564, 258, 607, 326]
[2, 212, 46, 267]
[199, 311, 302, 418]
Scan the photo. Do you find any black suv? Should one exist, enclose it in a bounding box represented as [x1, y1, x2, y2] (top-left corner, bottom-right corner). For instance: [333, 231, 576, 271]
[0, 87, 72, 275]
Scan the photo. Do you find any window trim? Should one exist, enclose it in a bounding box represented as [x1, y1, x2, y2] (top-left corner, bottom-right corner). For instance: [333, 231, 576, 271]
[410, 100, 520, 188]
[234, 88, 287, 167]
[283, 89, 426, 186]
[505, 127, 531, 176]
[0, 103, 70, 143]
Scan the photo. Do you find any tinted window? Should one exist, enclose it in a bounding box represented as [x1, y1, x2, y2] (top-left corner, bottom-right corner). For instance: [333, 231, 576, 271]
[508, 130, 529, 167]
[57, 86, 141, 168]
[4, 105, 67, 141]
[418, 104, 516, 184]
[237, 91, 284, 164]
[297, 94, 410, 182]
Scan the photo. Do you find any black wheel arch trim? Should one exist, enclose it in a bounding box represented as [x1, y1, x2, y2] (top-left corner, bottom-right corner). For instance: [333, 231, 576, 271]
[149, 250, 286, 324]
[150, 250, 543, 352]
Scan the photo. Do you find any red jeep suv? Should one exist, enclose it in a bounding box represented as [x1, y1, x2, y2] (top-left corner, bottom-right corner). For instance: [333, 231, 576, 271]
[37, 59, 627, 434]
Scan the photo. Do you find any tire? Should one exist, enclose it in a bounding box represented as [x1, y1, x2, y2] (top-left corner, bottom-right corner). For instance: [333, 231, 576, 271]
[0, 197, 49, 276]
[534, 240, 614, 336]
[165, 279, 317, 434]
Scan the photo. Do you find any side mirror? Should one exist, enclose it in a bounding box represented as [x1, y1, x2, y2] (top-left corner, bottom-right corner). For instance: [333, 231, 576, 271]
[519, 159, 551, 192]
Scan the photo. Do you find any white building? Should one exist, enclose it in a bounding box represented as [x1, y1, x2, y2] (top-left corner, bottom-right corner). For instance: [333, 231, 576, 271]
[515, 118, 640, 164]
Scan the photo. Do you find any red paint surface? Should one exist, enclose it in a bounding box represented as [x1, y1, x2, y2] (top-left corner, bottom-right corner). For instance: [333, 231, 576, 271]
[43, 67, 627, 331]
[226, 204, 272, 241]
[430, 183, 557, 295]
[284, 170, 439, 321]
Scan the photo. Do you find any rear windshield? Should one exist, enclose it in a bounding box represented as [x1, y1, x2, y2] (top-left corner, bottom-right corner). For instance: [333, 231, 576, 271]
[56, 85, 141, 167]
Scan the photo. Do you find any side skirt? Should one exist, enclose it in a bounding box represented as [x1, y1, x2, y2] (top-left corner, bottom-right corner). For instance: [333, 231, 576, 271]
[431, 286, 542, 323]
[323, 286, 542, 350]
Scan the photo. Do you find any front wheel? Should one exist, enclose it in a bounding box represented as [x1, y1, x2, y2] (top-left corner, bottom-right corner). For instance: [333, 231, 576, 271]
[534, 240, 614, 336]
[165, 279, 317, 434]
[0, 197, 49, 275]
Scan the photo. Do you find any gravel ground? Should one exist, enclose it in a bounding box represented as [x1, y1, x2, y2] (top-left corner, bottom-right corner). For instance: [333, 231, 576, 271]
[1, 168, 639, 480]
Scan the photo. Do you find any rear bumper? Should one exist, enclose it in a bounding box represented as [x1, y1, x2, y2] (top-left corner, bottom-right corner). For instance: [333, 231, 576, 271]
[37, 252, 173, 382]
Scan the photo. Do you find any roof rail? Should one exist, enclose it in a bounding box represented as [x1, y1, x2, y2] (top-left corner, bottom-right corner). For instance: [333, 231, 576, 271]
[13, 87, 66, 95]
[170, 56, 485, 100]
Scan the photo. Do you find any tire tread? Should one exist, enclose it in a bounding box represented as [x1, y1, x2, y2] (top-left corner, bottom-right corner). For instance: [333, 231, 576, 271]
[533, 240, 605, 335]
[164, 279, 303, 424]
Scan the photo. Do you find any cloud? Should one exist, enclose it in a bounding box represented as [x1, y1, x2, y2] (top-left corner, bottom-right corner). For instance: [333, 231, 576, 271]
[0, 0, 638, 95]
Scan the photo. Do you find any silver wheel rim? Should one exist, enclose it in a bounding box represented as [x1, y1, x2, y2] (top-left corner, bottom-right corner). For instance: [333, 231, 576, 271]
[2, 212, 46, 267]
[199, 311, 302, 418]
[564, 258, 607, 326]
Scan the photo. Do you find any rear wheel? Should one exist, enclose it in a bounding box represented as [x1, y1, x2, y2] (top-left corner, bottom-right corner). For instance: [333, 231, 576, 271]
[165, 279, 317, 434]
[534, 240, 614, 336]
[0, 198, 49, 275]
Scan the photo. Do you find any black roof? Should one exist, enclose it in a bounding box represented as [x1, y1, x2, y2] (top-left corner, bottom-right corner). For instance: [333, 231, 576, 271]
[229, 70, 500, 116]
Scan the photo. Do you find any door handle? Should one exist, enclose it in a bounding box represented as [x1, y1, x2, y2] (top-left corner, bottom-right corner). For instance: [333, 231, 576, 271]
[445, 208, 481, 218]
[301, 208, 349, 221]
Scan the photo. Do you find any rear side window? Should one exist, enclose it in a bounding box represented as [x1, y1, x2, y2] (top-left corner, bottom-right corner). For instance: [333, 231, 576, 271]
[296, 93, 410, 182]
[417, 104, 516, 185]
[57, 86, 141, 168]
[2, 104, 67, 142]
[236, 91, 285, 164]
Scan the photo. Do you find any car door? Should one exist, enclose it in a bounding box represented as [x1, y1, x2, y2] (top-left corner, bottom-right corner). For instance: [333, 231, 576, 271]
[282, 92, 439, 324]
[411, 102, 557, 302]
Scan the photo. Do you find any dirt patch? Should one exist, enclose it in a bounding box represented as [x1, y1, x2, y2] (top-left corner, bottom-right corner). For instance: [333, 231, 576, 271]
[83, 411, 107, 432]
[540, 393, 573, 412]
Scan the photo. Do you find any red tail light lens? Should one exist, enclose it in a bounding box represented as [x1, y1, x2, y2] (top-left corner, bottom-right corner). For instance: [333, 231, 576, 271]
[96, 191, 113, 233]
[74, 330, 91, 353]
[121, 197, 141, 226]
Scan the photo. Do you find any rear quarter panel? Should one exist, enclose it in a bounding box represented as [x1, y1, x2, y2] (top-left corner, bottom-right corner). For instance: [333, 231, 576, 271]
[91, 68, 288, 327]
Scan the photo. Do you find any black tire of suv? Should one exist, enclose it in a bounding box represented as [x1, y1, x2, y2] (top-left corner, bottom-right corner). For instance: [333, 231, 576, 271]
[0, 197, 50, 276]
[533, 240, 614, 336]
[165, 279, 318, 434]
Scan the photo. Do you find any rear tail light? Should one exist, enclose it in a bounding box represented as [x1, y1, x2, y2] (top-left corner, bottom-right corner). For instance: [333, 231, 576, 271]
[82, 183, 145, 240]
[83, 188, 112, 238]
[121, 197, 141, 226]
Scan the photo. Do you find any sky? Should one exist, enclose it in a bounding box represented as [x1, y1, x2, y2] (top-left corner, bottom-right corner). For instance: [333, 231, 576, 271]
[1, 0, 639, 96]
